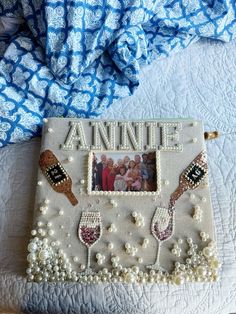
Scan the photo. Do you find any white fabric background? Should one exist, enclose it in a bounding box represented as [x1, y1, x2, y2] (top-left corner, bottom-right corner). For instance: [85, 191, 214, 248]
[0, 38, 236, 313]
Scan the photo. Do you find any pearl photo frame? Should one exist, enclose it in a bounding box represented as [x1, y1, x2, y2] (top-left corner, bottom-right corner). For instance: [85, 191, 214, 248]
[87, 150, 161, 196]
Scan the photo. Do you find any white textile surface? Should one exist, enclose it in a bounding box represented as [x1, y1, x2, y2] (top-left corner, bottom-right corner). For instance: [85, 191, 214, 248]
[0, 38, 236, 314]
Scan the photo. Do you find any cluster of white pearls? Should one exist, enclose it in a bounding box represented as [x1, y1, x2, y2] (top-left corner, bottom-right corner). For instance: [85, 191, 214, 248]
[31, 221, 54, 238]
[39, 205, 48, 215]
[141, 238, 149, 249]
[171, 243, 182, 257]
[192, 205, 203, 222]
[125, 243, 138, 256]
[27, 236, 220, 284]
[107, 223, 117, 233]
[96, 253, 105, 265]
[132, 211, 145, 227]
[109, 199, 118, 208]
[171, 239, 220, 285]
[111, 255, 120, 268]
[200, 231, 209, 242]
[26, 237, 73, 282]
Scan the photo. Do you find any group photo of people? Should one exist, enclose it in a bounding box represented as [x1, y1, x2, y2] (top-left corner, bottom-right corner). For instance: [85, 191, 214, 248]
[91, 152, 157, 192]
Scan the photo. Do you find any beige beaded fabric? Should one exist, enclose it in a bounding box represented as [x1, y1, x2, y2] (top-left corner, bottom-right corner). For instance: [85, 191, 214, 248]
[26, 118, 219, 284]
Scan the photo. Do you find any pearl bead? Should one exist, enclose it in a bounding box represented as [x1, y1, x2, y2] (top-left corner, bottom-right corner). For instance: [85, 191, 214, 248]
[47, 222, 52, 228]
[210, 259, 220, 269]
[73, 256, 78, 262]
[40, 230, 46, 236]
[44, 199, 50, 204]
[28, 242, 38, 253]
[27, 253, 36, 262]
[187, 237, 193, 244]
[48, 230, 54, 236]
[43, 118, 48, 123]
[203, 247, 213, 258]
[48, 128, 53, 133]
[68, 156, 74, 162]
[31, 230, 37, 236]
[192, 138, 198, 143]
[137, 257, 143, 263]
[164, 180, 169, 186]
[197, 266, 207, 277]
[80, 179, 85, 184]
[60, 225, 64, 229]
[108, 242, 113, 250]
[124, 273, 136, 283]
[58, 210, 64, 216]
[178, 238, 183, 244]
[37, 181, 43, 186]
[173, 275, 184, 285]
[39, 250, 50, 261]
[132, 211, 137, 218]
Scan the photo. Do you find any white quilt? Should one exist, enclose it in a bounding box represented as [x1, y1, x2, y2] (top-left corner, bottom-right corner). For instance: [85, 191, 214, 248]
[0, 38, 236, 314]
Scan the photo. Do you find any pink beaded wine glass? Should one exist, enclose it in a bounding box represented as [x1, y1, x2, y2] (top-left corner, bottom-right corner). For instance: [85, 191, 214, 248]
[78, 211, 102, 273]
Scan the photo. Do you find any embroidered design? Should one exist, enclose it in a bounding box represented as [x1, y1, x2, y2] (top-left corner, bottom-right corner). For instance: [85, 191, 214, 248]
[78, 211, 102, 273]
[132, 211, 145, 227]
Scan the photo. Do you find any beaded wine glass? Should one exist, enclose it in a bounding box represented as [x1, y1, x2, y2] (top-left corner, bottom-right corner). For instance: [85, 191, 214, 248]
[146, 205, 175, 271]
[78, 211, 102, 274]
[147, 151, 208, 272]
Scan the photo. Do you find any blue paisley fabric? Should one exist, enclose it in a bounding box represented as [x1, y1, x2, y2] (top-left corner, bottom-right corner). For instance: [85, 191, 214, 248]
[0, 0, 236, 146]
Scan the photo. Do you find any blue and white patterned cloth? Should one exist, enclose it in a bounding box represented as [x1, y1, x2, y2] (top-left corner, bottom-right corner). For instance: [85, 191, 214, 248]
[0, 0, 236, 147]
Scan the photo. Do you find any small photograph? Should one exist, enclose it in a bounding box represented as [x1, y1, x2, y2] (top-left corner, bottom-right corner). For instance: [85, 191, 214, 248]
[90, 152, 157, 192]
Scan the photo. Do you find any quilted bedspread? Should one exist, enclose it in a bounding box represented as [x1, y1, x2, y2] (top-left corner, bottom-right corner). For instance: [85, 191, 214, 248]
[0, 0, 236, 147]
[0, 37, 236, 313]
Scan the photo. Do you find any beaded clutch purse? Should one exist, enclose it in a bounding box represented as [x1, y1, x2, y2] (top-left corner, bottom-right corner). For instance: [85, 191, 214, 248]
[26, 118, 220, 284]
